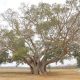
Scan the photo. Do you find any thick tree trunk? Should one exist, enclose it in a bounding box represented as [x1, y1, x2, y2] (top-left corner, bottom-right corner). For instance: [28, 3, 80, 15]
[77, 57, 80, 67]
[30, 66, 34, 74]
[40, 65, 46, 74]
[29, 64, 47, 75]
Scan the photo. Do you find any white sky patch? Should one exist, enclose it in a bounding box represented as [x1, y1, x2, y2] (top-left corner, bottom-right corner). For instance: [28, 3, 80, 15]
[0, 0, 66, 13]
[50, 58, 77, 67]
[0, 62, 29, 67]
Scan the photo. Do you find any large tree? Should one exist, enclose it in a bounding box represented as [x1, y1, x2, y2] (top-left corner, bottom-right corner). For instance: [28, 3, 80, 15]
[0, 0, 80, 74]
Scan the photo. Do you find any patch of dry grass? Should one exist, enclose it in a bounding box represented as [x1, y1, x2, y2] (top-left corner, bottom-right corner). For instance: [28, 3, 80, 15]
[0, 68, 80, 80]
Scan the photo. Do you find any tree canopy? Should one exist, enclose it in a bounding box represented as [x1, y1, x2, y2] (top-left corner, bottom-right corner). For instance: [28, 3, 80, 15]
[0, 0, 80, 74]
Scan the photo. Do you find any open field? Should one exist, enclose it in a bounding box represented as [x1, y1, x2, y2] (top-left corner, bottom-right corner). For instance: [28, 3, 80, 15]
[0, 68, 80, 80]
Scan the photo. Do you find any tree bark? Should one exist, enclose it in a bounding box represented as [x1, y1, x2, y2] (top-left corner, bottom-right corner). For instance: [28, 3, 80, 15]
[29, 63, 47, 75]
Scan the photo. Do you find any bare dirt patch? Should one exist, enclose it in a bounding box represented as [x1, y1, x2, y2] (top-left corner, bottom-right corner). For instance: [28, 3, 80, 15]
[0, 68, 80, 80]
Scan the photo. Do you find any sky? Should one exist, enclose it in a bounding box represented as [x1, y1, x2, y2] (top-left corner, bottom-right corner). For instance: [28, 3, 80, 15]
[0, 0, 66, 13]
[0, 0, 77, 67]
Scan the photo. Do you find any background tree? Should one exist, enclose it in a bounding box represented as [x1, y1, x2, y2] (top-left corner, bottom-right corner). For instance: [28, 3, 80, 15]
[69, 42, 80, 67]
[0, 29, 9, 64]
[0, 0, 80, 74]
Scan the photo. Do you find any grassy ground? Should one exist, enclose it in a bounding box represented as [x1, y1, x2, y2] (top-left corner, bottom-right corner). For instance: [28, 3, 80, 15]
[0, 68, 80, 80]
